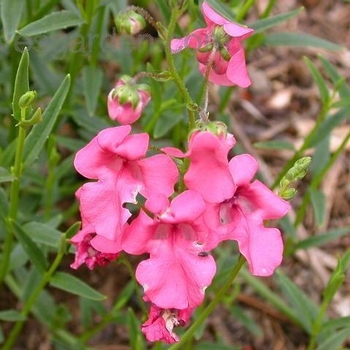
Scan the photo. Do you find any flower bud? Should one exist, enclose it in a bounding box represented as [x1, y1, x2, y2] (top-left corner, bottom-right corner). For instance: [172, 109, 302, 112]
[19, 90, 36, 108]
[107, 76, 151, 124]
[115, 10, 146, 35]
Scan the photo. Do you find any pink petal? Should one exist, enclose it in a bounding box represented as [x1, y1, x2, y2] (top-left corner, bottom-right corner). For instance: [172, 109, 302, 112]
[201, 2, 229, 26]
[98, 129, 149, 160]
[77, 177, 137, 242]
[171, 28, 209, 53]
[184, 131, 236, 203]
[228, 154, 258, 187]
[122, 210, 156, 255]
[139, 154, 179, 198]
[226, 46, 251, 87]
[198, 62, 234, 86]
[162, 190, 206, 223]
[239, 180, 291, 220]
[74, 126, 131, 179]
[136, 228, 216, 309]
[223, 23, 254, 39]
[238, 218, 283, 276]
[160, 146, 187, 158]
[90, 235, 121, 254]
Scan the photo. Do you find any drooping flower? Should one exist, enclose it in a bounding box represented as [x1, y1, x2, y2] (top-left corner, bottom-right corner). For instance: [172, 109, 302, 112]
[107, 76, 150, 124]
[122, 191, 218, 310]
[141, 303, 193, 343]
[74, 125, 178, 244]
[205, 154, 291, 276]
[171, 2, 254, 87]
[70, 224, 120, 270]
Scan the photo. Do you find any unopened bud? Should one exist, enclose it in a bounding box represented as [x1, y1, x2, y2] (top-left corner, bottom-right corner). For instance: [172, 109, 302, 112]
[115, 11, 146, 35]
[19, 91, 36, 108]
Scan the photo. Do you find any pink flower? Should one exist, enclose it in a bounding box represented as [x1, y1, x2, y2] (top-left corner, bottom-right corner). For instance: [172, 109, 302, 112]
[162, 130, 236, 203]
[107, 76, 150, 124]
[205, 154, 291, 276]
[74, 125, 178, 243]
[171, 2, 253, 87]
[142, 304, 192, 343]
[122, 191, 218, 310]
[70, 225, 119, 270]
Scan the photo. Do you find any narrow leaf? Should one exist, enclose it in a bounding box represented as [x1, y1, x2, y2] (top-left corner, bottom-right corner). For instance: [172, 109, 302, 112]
[22, 221, 62, 248]
[0, 167, 15, 183]
[12, 220, 48, 273]
[0, 310, 26, 322]
[304, 57, 330, 104]
[12, 48, 29, 121]
[316, 327, 350, 350]
[50, 272, 106, 300]
[82, 66, 103, 116]
[250, 7, 304, 33]
[18, 10, 85, 36]
[294, 227, 350, 251]
[254, 140, 295, 151]
[310, 189, 326, 227]
[275, 270, 319, 333]
[23, 74, 71, 166]
[264, 32, 344, 51]
[1, 0, 25, 42]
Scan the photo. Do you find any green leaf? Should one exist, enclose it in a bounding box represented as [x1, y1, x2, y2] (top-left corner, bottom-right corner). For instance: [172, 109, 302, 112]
[18, 10, 85, 36]
[205, 0, 237, 22]
[82, 66, 103, 116]
[127, 308, 145, 350]
[319, 55, 350, 99]
[304, 57, 330, 104]
[321, 316, 350, 333]
[309, 108, 348, 148]
[22, 221, 62, 248]
[316, 327, 350, 350]
[0, 309, 26, 322]
[12, 220, 48, 273]
[294, 227, 350, 251]
[0, 167, 15, 183]
[310, 189, 326, 227]
[275, 270, 319, 333]
[1, 0, 25, 42]
[23, 74, 71, 166]
[253, 140, 295, 151]
[12, 48, 29, 121]
[250, 7, 304, 33]
[50, 272, 106, 301]
[264, 32, 344, 51]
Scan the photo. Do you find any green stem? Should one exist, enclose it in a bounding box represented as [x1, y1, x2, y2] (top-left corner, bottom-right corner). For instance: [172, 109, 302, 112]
[272, 105, 329, 190]
[168, 255, 246, 350]
[164, 5, 196, 130]
[0, 110, 27, 284]
[235, 0, 255, 22]
[261, 0, 277, 18]
[2, 246, 65, 350]
[294, 129, 350, 227]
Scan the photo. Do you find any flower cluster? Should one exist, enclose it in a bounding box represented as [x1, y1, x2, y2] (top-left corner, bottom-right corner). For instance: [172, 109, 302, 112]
[71, 2, 290, 344]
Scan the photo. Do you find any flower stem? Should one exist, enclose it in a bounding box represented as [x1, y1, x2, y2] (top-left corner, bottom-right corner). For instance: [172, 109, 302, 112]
[168, 255, 246, 350]
[164, 5, 196, 130]
[0, 109, 27, 284]
[2, 243, 65, 350]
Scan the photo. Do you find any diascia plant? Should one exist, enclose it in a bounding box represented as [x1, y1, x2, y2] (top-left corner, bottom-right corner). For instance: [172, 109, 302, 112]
[70, 2, 291, 344]
[2, 0, 349, 349]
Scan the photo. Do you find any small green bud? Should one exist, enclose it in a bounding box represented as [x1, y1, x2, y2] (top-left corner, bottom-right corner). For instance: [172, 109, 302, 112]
[17, 107, 42, 128]
[197, 121, 228, 136]
[150, 71, 172, 82]
[19, 90, 36, 108]
[220, 47, 231, 61]
[198, 42, 214, 53]
[281, 188, 297, 200]
[115, 10, 146, 35]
